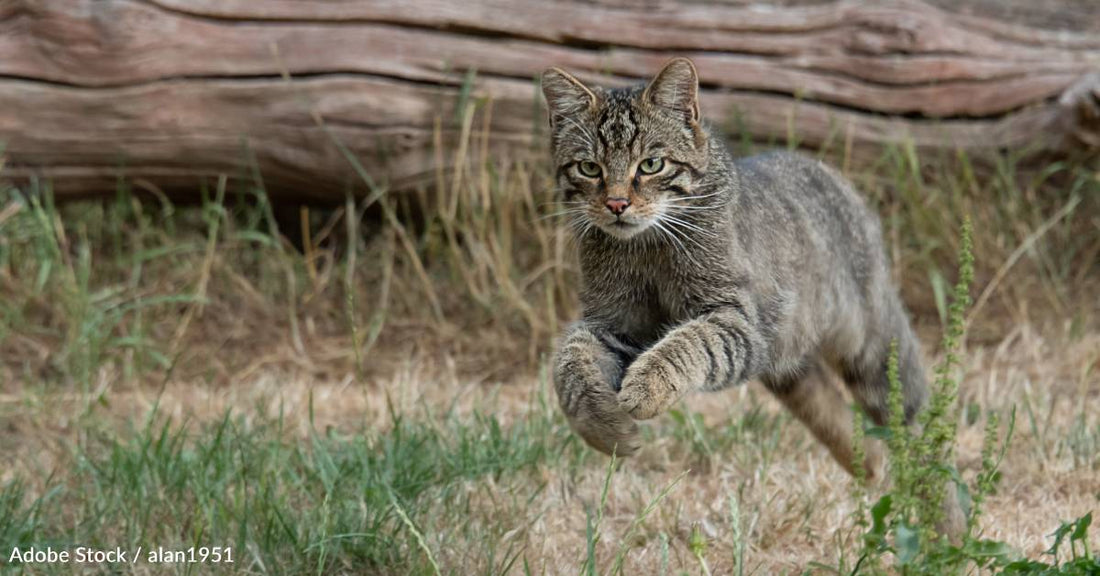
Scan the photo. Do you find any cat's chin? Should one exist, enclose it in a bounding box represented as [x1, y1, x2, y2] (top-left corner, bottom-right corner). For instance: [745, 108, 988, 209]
[597, 220, 651, 240]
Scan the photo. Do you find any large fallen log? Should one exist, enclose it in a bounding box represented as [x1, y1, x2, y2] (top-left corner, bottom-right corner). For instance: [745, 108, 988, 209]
[0, 0, 1098, 199]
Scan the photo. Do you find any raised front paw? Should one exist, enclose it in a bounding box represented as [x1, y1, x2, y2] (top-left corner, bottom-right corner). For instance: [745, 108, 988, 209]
[567, 385, 641, 456]
[617, 352, 681, 420]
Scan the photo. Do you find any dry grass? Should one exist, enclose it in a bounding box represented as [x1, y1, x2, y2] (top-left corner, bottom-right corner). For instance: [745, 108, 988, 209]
[2, 327, 1095, 574]
[1, 111, 1099, 573]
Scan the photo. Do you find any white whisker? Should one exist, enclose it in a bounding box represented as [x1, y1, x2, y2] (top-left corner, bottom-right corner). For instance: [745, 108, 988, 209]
[659, 216, 711, 253]
[566, 215, 593, 236]
[565, 218, 595, 246]
[539, 200, 587, 208]
[664, 191, 723, 204]
[660, 213, 717, 238]
[666, 205, 722, 212]
[653, 218, 705, 265]
[650, 219, 688, 256]
[537, 208, 588, 221]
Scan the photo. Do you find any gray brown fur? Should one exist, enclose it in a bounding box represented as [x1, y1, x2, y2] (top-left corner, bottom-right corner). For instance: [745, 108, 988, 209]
[543, 59, 963, 537]
[544, 59, 924, 460]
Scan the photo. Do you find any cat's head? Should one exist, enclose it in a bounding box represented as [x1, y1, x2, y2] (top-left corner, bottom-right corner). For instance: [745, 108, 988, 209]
[541, 58, 710, 241]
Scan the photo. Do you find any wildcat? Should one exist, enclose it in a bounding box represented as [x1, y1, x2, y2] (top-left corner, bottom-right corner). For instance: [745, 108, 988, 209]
[543, 58, 963, 536]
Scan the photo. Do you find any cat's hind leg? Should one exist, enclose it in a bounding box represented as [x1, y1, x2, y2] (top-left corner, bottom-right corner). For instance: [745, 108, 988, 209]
[763, 358, 885, 481]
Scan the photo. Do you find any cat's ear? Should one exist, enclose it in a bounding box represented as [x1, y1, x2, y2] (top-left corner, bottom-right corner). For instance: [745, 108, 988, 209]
[644, 58, 700, 123]
[541, 68, 597, 125]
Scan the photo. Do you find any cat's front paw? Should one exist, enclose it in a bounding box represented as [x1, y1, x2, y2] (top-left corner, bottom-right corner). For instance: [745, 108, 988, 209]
[618, 353, 680, 420]
[568, 396, 641, 457]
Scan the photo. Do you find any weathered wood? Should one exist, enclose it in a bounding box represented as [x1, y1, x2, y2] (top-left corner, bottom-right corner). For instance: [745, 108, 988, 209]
[0, 0, 1098, 198]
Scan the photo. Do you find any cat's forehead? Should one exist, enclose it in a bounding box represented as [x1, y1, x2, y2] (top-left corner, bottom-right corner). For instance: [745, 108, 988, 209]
[596, 89, 641, 151]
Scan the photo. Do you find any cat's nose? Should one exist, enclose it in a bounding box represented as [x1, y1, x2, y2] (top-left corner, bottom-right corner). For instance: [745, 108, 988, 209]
[605, 197, 631, 215]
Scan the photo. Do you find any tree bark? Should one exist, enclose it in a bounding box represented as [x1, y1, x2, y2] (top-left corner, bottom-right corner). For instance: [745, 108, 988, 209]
[0, 0, 1098, 199]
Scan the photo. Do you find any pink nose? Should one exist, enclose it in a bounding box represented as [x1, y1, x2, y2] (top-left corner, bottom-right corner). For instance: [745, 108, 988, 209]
[605, 197, 631, 215]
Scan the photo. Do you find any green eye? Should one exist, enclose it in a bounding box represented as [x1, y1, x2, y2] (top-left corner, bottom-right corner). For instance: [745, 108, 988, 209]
[639, 157, 665, 175]
[578, 161, 602, 178]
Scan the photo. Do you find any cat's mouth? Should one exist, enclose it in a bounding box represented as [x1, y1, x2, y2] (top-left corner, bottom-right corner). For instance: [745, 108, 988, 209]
[598, 217, 652, 239]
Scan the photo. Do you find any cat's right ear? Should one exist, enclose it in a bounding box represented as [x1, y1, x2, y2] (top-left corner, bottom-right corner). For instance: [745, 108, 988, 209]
[541, 68, 597, 126]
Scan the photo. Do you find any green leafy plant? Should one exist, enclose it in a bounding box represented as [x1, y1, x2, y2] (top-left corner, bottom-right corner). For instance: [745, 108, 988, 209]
[844, 218, 1097, 575]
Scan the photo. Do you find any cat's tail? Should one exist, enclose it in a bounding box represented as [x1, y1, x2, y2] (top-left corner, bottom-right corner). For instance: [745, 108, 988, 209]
[838, 294, 929, 427]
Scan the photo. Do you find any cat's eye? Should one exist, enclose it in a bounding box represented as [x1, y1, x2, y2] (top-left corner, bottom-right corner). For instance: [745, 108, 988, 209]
[638, 157, 665, 175]
[577, 161, 602, 178]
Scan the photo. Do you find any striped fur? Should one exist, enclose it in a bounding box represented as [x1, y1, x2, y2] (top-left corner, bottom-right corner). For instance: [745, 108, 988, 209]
[542, 58, 962, 539]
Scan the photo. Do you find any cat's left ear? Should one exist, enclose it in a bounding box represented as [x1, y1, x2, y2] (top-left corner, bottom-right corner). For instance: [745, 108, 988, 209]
[644, 58, 700, 123]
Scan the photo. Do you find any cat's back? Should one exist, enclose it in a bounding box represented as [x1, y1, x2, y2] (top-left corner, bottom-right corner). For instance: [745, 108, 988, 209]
[722, 150, 888, 306]
[729, 150, 881, 251]
[732, 151, 867, 215]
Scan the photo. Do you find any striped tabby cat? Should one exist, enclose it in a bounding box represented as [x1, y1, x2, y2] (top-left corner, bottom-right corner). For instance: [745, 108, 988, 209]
[543, 58, 962, 537]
